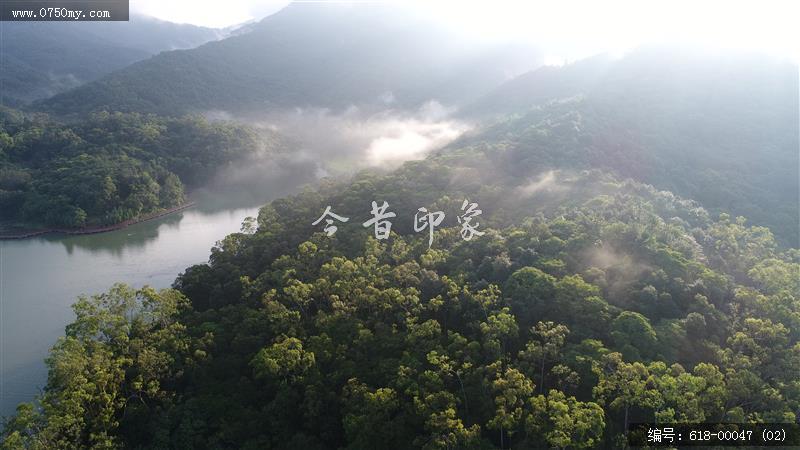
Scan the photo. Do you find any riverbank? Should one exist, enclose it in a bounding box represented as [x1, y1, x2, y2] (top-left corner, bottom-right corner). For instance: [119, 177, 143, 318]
[0, 202, 196, 240]
[0, 203, 261, 419]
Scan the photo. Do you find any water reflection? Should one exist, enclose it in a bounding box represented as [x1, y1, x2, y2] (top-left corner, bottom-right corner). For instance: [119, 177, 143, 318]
[48, 186, 277, 256]
[56, 212, 186, 256]
[0, 200, 264, 418]
[0, 155, 324, 420]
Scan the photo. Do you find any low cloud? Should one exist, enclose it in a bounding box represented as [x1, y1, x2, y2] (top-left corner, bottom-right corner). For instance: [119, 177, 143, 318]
[517, 170, 569, 197]
[202, 100, 469, 205]
[251, 100, 469, 171]
[364, 115, 466, 166]
[583, 243, 652, 302]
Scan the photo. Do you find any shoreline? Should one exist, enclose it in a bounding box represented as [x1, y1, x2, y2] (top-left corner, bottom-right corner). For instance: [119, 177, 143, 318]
[0, 202, 196, 240]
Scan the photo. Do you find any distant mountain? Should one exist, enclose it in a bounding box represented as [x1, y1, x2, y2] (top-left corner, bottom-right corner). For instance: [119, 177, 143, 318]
[0, 16, 222, 104]
[461, 54, 615, 117]
[453, 47, 799, 245]
[39, 3, 541, 116]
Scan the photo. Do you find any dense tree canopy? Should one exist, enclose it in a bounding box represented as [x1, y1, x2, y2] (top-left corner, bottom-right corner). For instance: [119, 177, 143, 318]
[451, 83, 798, 247]
[0, 108, 271, 228]
[3, 153, 797, 448]
[2, 7, 795, 448]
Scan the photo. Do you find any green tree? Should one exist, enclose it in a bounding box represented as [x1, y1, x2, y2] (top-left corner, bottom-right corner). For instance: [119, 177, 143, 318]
[527, 389, 605, 449]
[592, 353, 660, 436]
[519, 321, 569, 393]
[251, 336, 315, 383]
[611, 311, 657, 360]
[1, 285, 195, 450]
[487, 366, 534, 449]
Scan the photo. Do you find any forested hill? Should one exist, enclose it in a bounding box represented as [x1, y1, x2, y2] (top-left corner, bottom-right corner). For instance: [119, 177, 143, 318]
[0, 109, 281, 229]
[35, 36, 798, 245]
[39, 3, 540, 117]
[464, 47, 797, 120]
[0, 17, 220, 105]
[457, 49, 799, 246]
[3, 134, 798, 447]
[1, 9, 797, 447]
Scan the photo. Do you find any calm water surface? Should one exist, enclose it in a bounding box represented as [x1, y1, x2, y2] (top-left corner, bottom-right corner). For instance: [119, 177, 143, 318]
[0, 203, 261, 418]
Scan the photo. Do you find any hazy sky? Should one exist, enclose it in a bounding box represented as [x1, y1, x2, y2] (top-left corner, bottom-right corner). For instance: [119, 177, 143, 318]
[132, 0, 288, 29]
[131, 0, 799, 62]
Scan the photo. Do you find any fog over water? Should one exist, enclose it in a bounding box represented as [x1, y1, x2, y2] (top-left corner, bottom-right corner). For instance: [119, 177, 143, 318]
[0, 101, 473, 419]
[2, 0, 797, 434]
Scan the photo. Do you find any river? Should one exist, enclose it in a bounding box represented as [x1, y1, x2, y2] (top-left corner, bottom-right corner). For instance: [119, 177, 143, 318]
[0, 202, 262, 418]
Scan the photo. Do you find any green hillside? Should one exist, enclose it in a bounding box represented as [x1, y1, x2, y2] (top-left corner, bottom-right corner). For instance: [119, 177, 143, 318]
[1, 5, 796, 449]
[0, 18, 220, 104]
[39, 3, 540, 117]
[0, 108, 276, 229]
[3, 141, 797, 448]
[458, 48, 799, 246]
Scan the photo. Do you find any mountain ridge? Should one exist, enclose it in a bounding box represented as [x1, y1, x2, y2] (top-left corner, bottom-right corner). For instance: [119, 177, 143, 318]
[0, 16, 222, 104]
[38, 3, 542, 117]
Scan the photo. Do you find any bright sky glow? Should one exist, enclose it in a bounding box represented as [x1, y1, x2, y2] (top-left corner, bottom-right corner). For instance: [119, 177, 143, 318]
[130, 0, 288, 28]
[130, 0, 800, 62]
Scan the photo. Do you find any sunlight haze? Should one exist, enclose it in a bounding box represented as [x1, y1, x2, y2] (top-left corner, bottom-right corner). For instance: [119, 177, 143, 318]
[130, 0, 800, 61]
